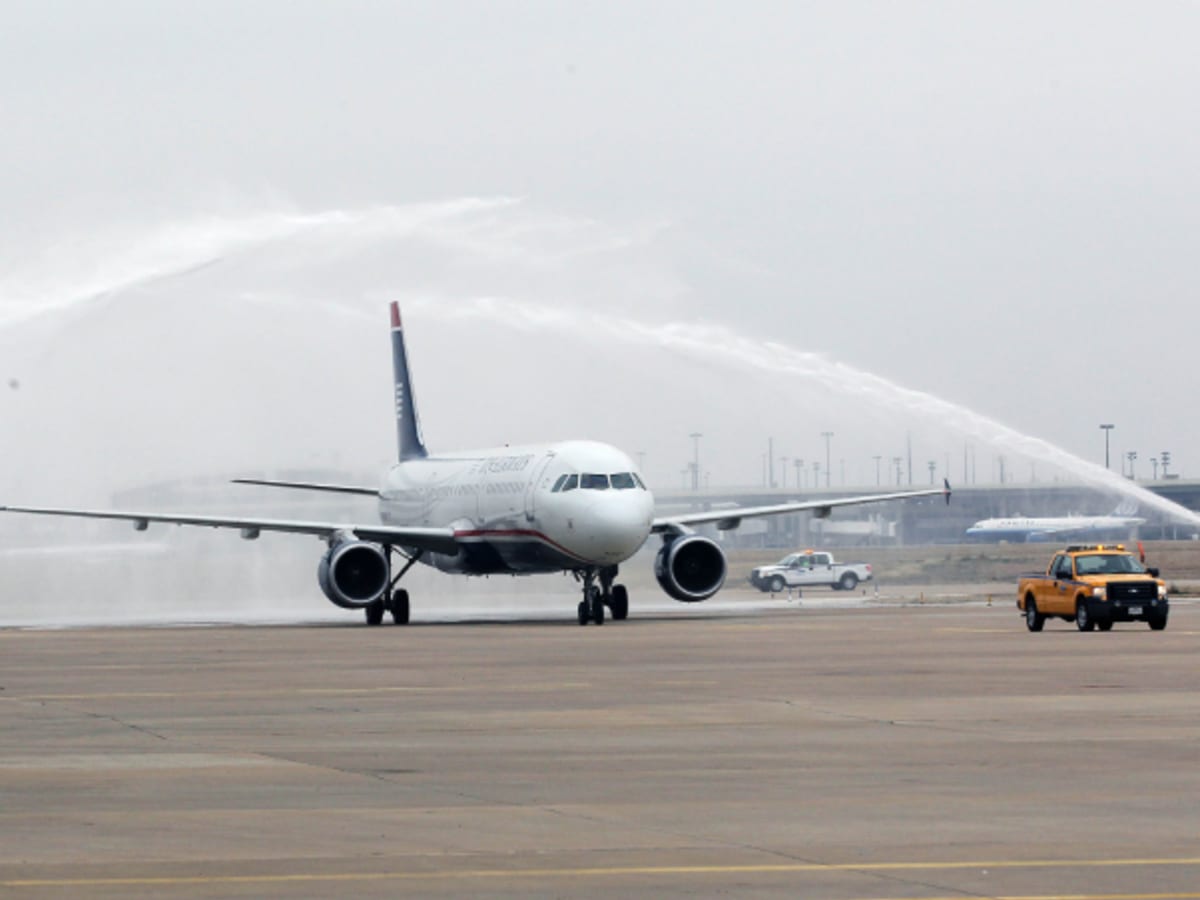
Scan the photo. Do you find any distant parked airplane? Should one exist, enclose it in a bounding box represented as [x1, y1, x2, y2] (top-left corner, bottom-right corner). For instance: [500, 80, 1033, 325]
[3, 304, 950, 626]
[965, 503, 1144, 543]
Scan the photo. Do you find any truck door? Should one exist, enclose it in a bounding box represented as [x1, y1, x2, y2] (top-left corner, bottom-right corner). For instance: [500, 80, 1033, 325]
[793, 553, 821, 586]
[818, 553, 835, 585]
[1049, 554, 1074, 614]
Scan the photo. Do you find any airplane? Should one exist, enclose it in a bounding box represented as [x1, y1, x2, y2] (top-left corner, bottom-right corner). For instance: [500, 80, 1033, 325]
[965, 503, 1145, 543]
[1, 303, 951, 627]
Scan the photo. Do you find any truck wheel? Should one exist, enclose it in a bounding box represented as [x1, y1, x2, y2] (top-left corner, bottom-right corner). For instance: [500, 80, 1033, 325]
[1148, 610, 1168, 631]
[838, 572, 859, 591]
[1075, 598, 1095, 632]
[1096, 615, 1113, 632]
[769, 575, 785, 593]
[1024, 597, 1045, 632]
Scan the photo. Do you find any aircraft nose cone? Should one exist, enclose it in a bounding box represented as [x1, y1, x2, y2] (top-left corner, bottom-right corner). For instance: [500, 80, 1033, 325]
[584, 495, 652, 562]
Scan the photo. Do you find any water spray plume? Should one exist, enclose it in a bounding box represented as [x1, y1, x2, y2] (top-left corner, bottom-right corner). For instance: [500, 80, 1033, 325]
[4, 200, 1195, 531]
[417, 296, 1200, 529]
[0, 198, 520, 328]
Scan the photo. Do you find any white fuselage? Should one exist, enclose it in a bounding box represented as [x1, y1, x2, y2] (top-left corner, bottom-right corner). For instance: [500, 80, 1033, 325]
[965, 515, 1145, 541]
[379, 439, 654, 574]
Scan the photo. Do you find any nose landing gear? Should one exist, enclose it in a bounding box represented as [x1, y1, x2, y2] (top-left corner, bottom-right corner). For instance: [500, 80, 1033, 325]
[576, 566, 629, 626]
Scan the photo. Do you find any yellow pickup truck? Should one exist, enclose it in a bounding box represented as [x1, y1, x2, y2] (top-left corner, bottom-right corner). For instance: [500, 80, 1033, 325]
[1017, 545, 1169, 632]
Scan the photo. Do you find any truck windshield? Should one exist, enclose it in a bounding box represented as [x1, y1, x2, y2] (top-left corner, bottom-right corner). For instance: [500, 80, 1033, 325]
[1074, 554, 1147, 576]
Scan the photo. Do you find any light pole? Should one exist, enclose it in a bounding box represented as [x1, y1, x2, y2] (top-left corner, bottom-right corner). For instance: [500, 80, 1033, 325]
[1151, 457, 1159, 480]
[1126, 450, 1137, 480]
[873, 455, 882, 486]
[821, 431, 833, 488]
[1161, 450, 1172, 478]
[1099, 424, 1114, 469]
[794, 458, 803, 490]
[892, 456, 903, 486]
[780, 456, 789, 489]
[927, 460, 936, 484]
[689, 432, 702, 491]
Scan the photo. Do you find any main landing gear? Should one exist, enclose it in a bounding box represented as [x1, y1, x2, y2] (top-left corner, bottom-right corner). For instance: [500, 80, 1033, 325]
[576, 566, 629, 626]
[364, 547, 421, 626]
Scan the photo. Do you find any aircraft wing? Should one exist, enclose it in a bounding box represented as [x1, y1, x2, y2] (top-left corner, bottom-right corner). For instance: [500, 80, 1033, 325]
[0, 505, 460, 555]
[652, 481, 951, 533]
[232, 478, 380, 496]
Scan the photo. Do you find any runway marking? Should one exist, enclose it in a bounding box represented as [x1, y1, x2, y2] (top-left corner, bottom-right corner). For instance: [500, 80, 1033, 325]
[5, 856, 1200, 889]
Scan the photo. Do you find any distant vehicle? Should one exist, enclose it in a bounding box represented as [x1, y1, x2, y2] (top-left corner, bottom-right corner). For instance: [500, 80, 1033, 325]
[1017, 544, 1168, 632]
[966, 502, 1144, 542]
[749, 550, 872, 593]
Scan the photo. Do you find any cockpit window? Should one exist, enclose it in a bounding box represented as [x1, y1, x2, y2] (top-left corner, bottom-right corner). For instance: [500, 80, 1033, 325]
[556, 472, 647, 492]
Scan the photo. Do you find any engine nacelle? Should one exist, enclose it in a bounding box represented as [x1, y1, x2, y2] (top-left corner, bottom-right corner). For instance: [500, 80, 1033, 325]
[654, 533, 726, 602]
[318, 539, 389, 609]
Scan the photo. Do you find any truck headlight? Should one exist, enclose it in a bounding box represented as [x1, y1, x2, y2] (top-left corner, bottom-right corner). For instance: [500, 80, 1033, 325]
[1091, 587, 1106, 600]
[1158, 584, 1168, 598]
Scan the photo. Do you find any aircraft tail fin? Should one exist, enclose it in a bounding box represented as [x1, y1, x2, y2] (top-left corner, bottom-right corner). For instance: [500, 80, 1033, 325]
[390, 303, 428, 461]
[1112, 499, 1139, 517]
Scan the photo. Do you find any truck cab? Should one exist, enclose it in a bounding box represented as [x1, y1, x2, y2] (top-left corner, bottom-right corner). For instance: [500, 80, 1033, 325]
[1017, 545, 1168, 632]
[749, 550, 872, 593]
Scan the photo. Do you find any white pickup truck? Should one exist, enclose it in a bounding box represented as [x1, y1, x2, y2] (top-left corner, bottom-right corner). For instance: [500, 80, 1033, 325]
[749, 551, 873, 593]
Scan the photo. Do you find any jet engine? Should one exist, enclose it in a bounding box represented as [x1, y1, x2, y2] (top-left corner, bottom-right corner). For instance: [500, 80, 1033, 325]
[654, 533, 726, 602]
[318, 538, 389, 609]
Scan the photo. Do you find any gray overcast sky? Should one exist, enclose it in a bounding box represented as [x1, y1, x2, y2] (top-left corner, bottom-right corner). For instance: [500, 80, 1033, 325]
[2, 1, 1198, 497]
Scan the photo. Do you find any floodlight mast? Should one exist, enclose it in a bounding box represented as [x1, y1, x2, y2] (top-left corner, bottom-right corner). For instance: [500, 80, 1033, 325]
[1100, 424, 1115, 469]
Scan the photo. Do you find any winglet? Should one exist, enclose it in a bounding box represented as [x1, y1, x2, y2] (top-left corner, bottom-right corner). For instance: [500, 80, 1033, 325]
[944, 478, 953, 504]
[390, 301, 402, 329]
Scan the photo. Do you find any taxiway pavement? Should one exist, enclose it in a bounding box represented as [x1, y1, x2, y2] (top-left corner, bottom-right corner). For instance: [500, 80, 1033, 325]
[2, 600, 1198, 898]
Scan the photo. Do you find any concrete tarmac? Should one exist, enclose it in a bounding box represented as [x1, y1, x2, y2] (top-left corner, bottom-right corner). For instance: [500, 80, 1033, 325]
[2, 598, 1199, 898]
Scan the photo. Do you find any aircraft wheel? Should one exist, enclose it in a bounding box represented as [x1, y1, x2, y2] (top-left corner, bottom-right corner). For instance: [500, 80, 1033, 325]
[610, 584, 629, 621]
[589, 586, 605, 625]
[365, 599, 385, 626]
[390, 589, 410, 625]
[577, 600, 589, 626]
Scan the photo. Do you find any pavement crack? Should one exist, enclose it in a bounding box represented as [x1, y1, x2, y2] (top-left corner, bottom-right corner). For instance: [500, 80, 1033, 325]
[79, 709, 170, 742]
